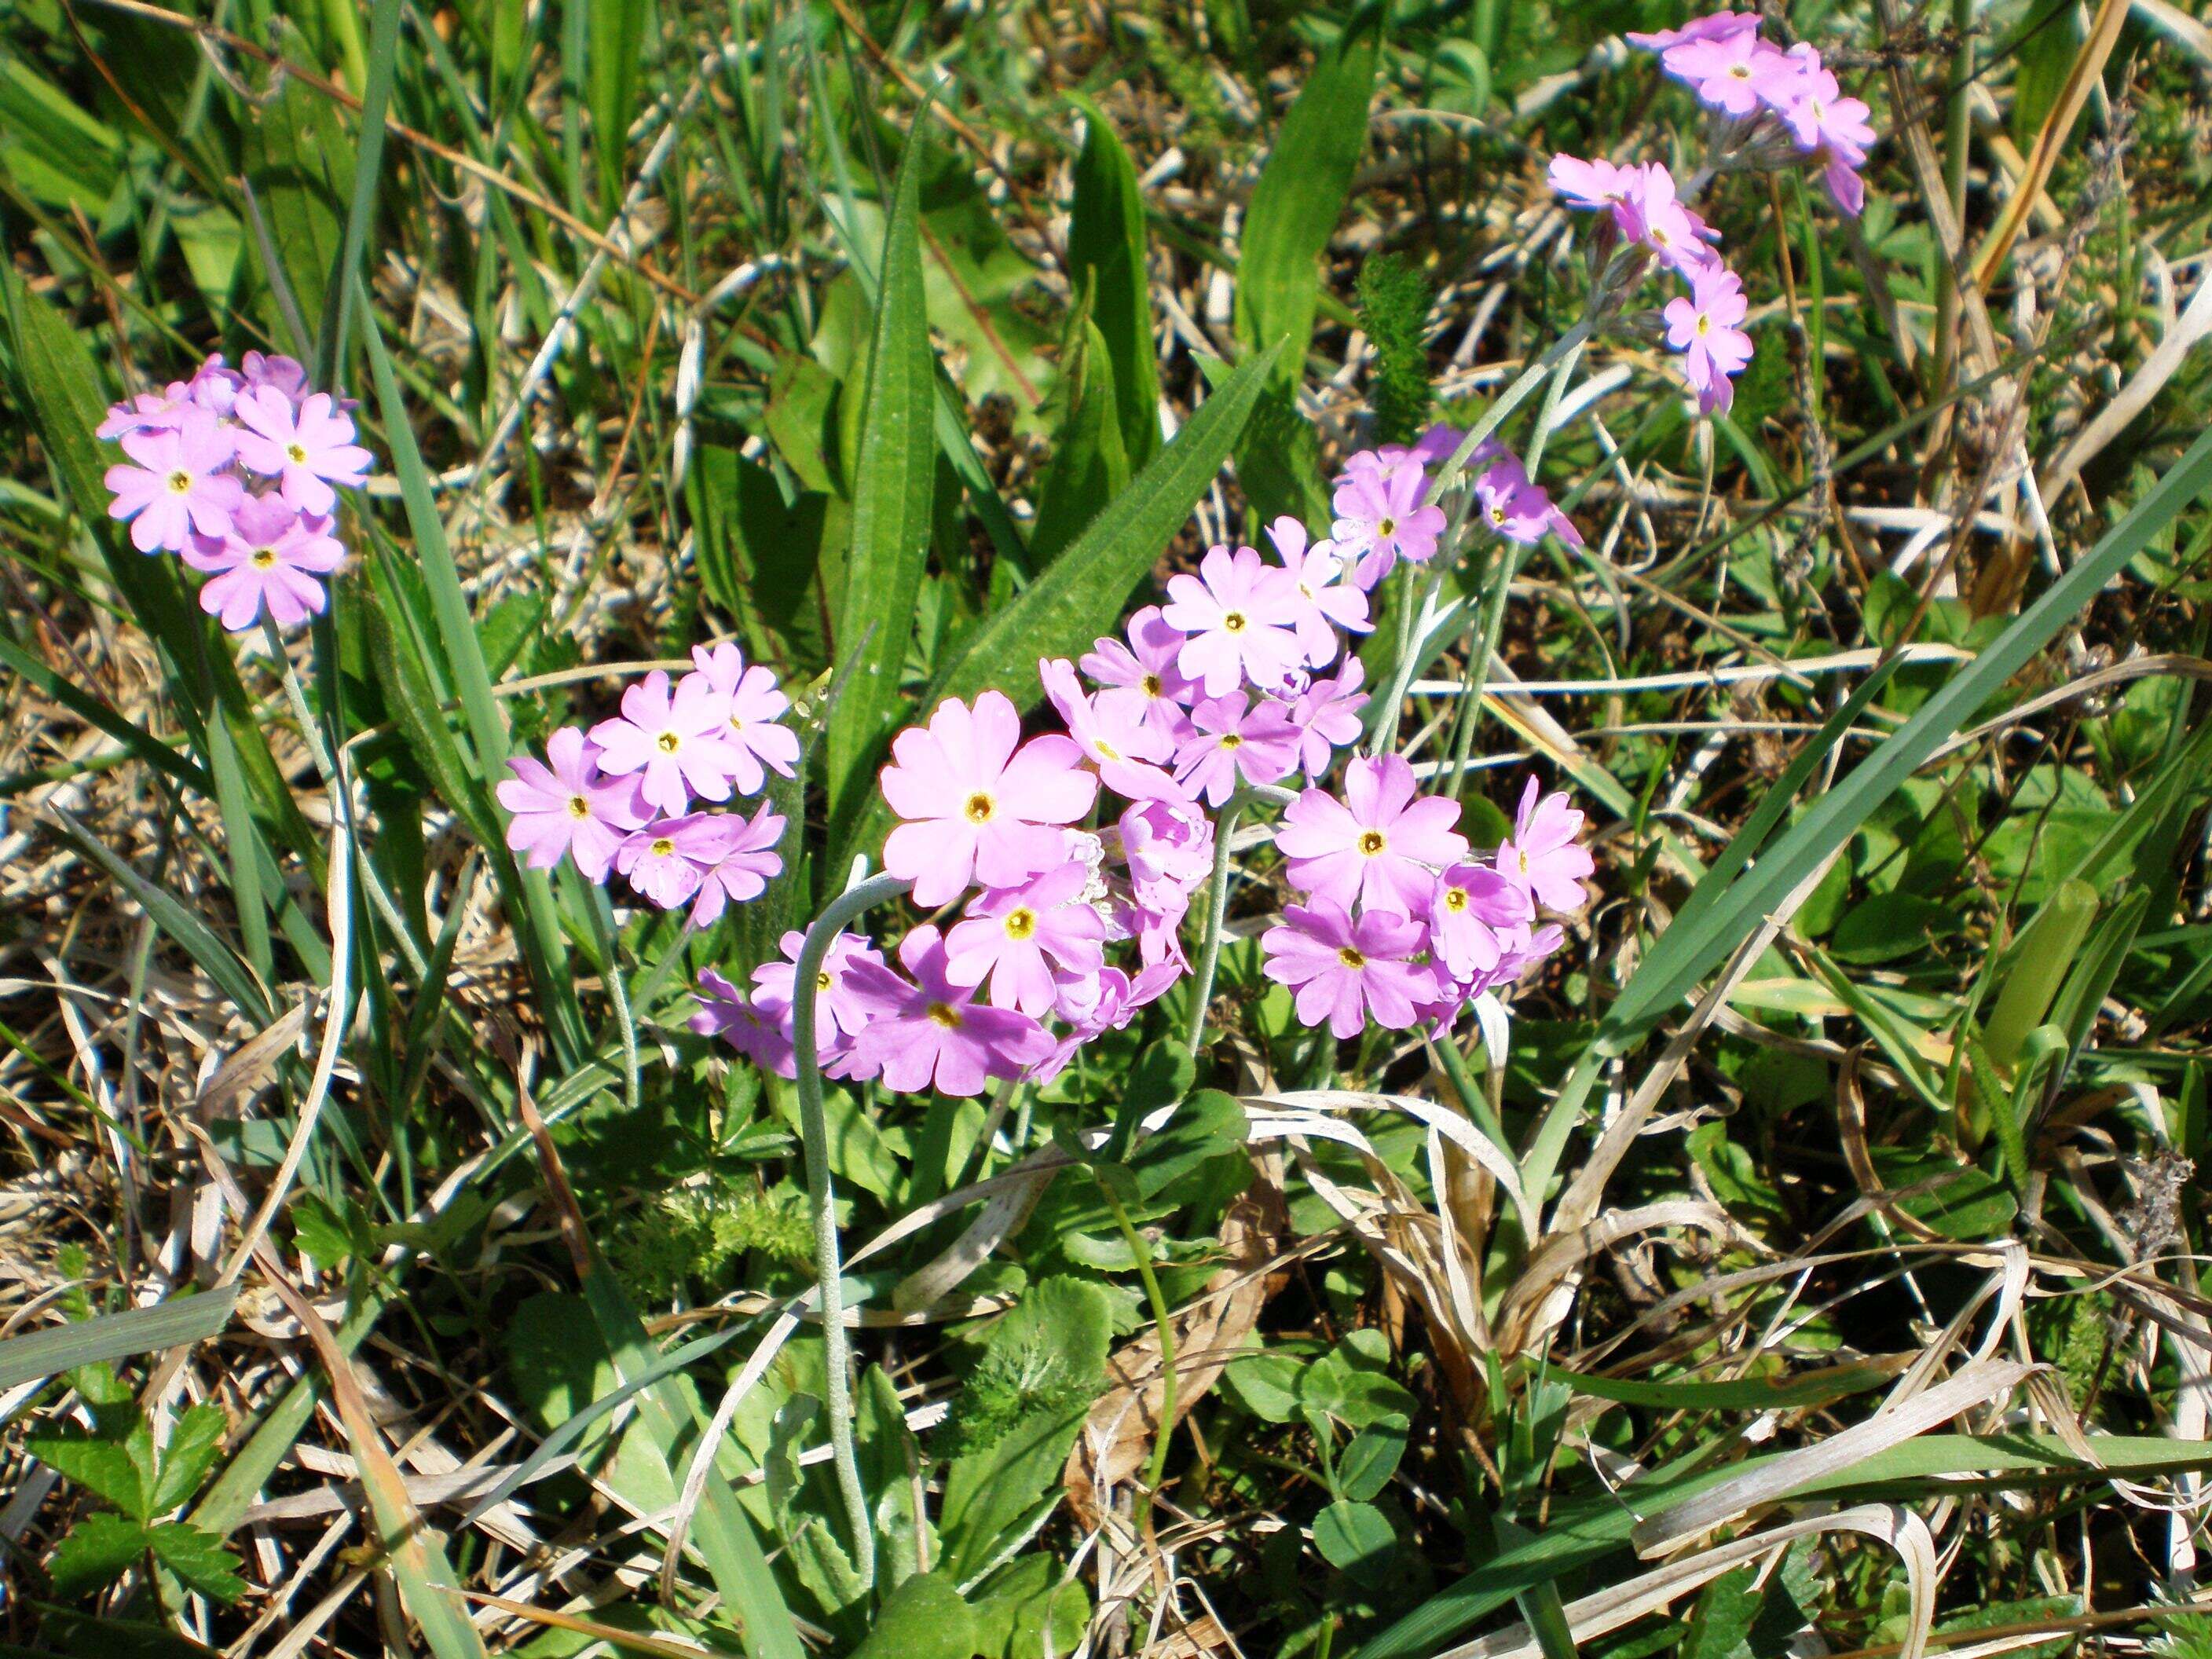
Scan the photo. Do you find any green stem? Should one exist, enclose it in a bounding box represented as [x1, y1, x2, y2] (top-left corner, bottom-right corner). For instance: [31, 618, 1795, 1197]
[1102, 1182, 1177, 1535]
[789, 870, 914, 1588]
[1184, 789, 1251, 1054]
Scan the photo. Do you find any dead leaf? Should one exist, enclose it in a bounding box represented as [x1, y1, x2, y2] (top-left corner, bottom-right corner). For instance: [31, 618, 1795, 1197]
[196, 1001, 309, 1120]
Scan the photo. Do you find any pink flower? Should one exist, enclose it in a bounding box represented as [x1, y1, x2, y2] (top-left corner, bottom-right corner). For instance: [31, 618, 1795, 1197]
[1041, 657, 1181, 801]
[1474, 454, 1584, 548]
[1626, 10, 1760, 56]
[687, 643, 800, 795]
[1160, 545, 1306, 698]
[232, 388, 372, 516]
[879, 691, 1099, 909]
[692, 968, 797, 1079]
[945, 861, 1109, 1015]
[178, 495, 343, 630]
[496, 725, 647, 882]
[844, 925, 1055, 1097]
[97, 382, 195, 440]
[1498, 918, 1569, 981]
[1082, 606, 1199, 745]
[1664, 266, 1755, 416]
[686, 803, 786, 928]
[1288, 659, 1369, 778]
[1265, 517, 1371, 665]
[104, 410, 244, 553]
[1276, 755, 1469, 918]
[241, 351, 310, 407]
[617, 814, 730, 910]
[1618, 163, 1720, 279]
[1119, 795, 1214, 906]
[753, 929, 887, 1068]
[1496, 778, 1595, 912]
[589, 669, 746, 816]
[1548, 154, 1636, 213]
[188, 355, 244, 416]
[1426, 862, 1533, 982]
[1172, 694, 1300, 807]
[1330, 456, 1447, 588]
[1262, 899, 1435, 1039]
[1665, 29, 1798, 118]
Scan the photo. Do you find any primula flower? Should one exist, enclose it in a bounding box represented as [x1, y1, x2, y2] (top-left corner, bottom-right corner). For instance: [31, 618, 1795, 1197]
[686, 804, 786, 928]
[1548, 154, 1637, 213]
[1778, 49, 1876, 216]
[180, 495, 344, 630]
[1082, 606, 1198, 745]
[1331, 456, 1447, 588]
[1474, 456, 1582, 548]
[1618, 163, 1719, 278]
[104, 411, 244, 553]
[1173, 694, 1300, 807]
[1627, 10, 1760, 56]
[616, 814, 731, 910]
[98, 383, 195, 440]
[1041, 657, 1181, 801]
[879, 691, 1098, 908]
[232, 388, 373, 516]
[188, 355, 244, 416]
[945, 861, 1109, 1016]
[1262, 899, 1435, 1039]
[497, 725, 646, 882]
[753, 929, 887, 1060]
[691, 968, 797, 1079]
[1265, 517, 1371, 665]
[1119, 794, 1215, 906]
[1160, 545, 1306, 697]
[687, 643, 800, 795]
[1277, 755, 1470, 918]
[590, 669, 745, 816]
[1665, 28, 1798, 117]
[1664, 266, 1755, 416]
[1497, 778, 1596, 913]
[844, 925, 1055, 1097]
[242, 351, 311, 407]
[1288, 659, 1369, 778]
[1427, 862, 1534, 983]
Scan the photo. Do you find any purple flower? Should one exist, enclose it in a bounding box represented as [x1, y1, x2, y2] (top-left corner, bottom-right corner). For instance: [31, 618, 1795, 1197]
[691, 968, 797, 1079]
[1119, 795, 1214, 906]
[1288, 659, 1369, 778]
[496, 725, 647, 881]
[686, 804, 787, 928]
[1626, 10, 1761, 57]
[1172, 693, 1300, 807]
[1664, 266, 1755, 416]
[1276, 755, 1469, 918]
[104, 410, 244, 553]
[1082, 606, 1199, 745]
[1426, 862, 1533, 983]
[1159, 545, 1306, 698]
[1262, 899, 1435, 1039]
[1548, 155, 1637, 214]
[1265, 516, 1371, 666]
[1331, 456, 1447, 588]
[1041, 657, 1182, 802]
[1664, 29, 1798, 118]
[878, 691, 1099, 909]
[945, 861, 1109, 1016]
[616, 814, 730, 910]
[241, 351, 311, 407]
[753, 928, 886, 1073]
[844, 925, 1055, 1097]
[589, 669, 746, 817]
[97, 382, 195, 441]
[232, 388, 372, 516]
[188, 355, 244, 416]
[1497, 778, 1595, 913]
[1618, 163, 1720, 279]
[687, 643, 800, 795]
[178, 495, 343, 630]
[1474, 453, 1584, 548]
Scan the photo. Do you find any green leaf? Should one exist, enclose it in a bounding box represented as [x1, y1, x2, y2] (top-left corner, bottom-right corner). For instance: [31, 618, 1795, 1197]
[1313, 1499, 1396, 1584]
[0, 1288, 239, 1393]
[1300, 1333, 1416, 1431]
[690, 446, 836, 678]
[970, 1555, 1090, 1659]
[849, 1572, 979, 1659]
[2010, 1, 2079, 150]
[1065, 95, 1160, 468]
[1336, 1420, 1408, 1503]
[243, 27, 355, 343]
[1232, 2, 1386, 386]
[1547, 1357, 1899, 1413]
[833, 345, 1278, 874]
[46, 1513, 153, 1599]
[588, 0, 649, 201]
[150, 1405, 229, 1516]
[1682, 1568, 1762, 1659]
[146, 1521, 246, 1604]
[28, 1414, 155, 1520]
[827, 123, 939, 840]
[1028, 313, 1129, 567]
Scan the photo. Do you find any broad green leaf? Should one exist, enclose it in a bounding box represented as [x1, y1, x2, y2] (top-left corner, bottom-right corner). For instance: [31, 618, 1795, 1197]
[827, 123, 938, 840]
[1066, 95, 1161, 467]
[1336, 1420, 1408, 1503]
[1029, 314, 1130, 566]
[1232, 2, 1386, 386]
[46, 1512, 152, 1599]
[244, 27, 354, 342]
[689, 446, 837, 678]
[849, 1572, 977, 1659]
[0, 1287, 239, 1393]
[28, 1413, 155, 1519]
[1682, 1567, 1762, 1659]
[145, 1521, 245, 1604]
[1313, 1499, 1396, 1584]
[151, 1404, 230, 1516]
[971, 1555, 1090, 1659]
[831, 344, 1280, 876]
[2010, 1, 2079, 149]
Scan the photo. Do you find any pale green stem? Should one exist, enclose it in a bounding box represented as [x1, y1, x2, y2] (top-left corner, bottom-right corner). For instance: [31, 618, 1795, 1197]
[1184, 789, 1251, 1055]
[1102, 1183, 1177, 1536]
[789, 871, 913, 1587]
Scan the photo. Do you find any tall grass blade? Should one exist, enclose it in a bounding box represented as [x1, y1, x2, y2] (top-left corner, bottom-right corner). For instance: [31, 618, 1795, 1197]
[1067, 93, 1161, 468]
[0, 1288, 240, 1391]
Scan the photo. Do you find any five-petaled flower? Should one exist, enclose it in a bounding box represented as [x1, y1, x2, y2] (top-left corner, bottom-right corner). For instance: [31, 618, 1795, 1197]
[180, 495, 344, 631]
[590, 669, 746, 817]
[232, 388, 373, 517]
[1261, 899, 1435, 1039]
[498, 727, 646, 882]
[844, 925, 1056, 1097]
[1277, 756, 1470, 919]
[104, 410, 244, 554]
[1160, 545, 1306, 698]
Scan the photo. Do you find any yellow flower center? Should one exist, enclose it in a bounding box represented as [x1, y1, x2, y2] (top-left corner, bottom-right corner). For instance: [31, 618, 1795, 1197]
[250, 548, 276, 569]
[1357, 830, 1387, 857]
[287, 442, 309, 465]
[568, 796, 591, 819]
[167, 470, 193, 493]
[1222, 611, 1247, 634]
[729, 714, 745, 731]
[816, 969, 833, 991]
[650, 837, 675, 857]
[1141, 672, 1163, 698]
[1002, 906, 1038, 941]
[1443, 885, 1468, 912]
[926, 1001, 963, 1029]
[1218, 733, 1243, 751]
[1378, 517, 1397, 538]
[655, 731, 681, 754]
[1337, 947, 1367, 969]
[1696, 314, 1712, 335]
[964, 792, 995, 824]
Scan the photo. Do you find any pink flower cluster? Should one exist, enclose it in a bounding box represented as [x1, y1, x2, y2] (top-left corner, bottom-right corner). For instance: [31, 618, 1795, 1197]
[497, 643, 796, 926]
[1334, 422, 1581, 589]
[98, 353, 372, 632]
[1628, 13, 1878, 216]
[1264, 764, 1588, 1038]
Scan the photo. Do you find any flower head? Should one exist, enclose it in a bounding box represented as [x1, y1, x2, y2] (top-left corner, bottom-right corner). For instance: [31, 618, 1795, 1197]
[1497, 778, 1595, 913]
[1548, 154, 1637, 213]
[1618, 163, 1720, 279]
[685, 803, 786, 928]
[1288, 658, 1370, 778]
[753, 929, 887, 1069]
[1426, 862, 1533, 983]
[589, 669, 745, 817]
[687, 643, 800, 795]
[97, 383, 196, 441]
[242, 351, 312, 407]
[617, 814, 731, 910]
[1265, 516, 1372, 666]
[178, 495, 343, 630]
[1041, 657, 1181, 801]
[844, 925, 1056, 1097]
[1664, 266, 1755, 416]
[691, 969, 796, 1078]
[945, 860, 1109, 1015]
[1119, 795, 1214, 907]
[496, 725, 647, 881]
[1331, 456, 1447, 588]
[1262, 899, 1435, 1039]
[1172, 693, 1300, 807]
[232, 388, 372, 516]
[1276, 755, 1470, 918]
[1664, 27, 1799, 117]
[1159, 545, 1306, 697]
[104, 410, 244, 553]
[1474, 454, 1583, 548]
[1082, 606, 1199, 745]
[879, 691, 1099, 908]
[1626, 10, 1761, 57]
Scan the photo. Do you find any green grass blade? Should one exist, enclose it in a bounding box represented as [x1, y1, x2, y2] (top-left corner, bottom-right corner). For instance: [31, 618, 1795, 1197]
[1066, 94, 1160, 468]
[0, 1287, 240, 1391]
[588, 0, 648, 205]
[826, 122, 938, 841]
[1596, 425, 2212, 1056]
[0, 633, 208, 795]
[313, 0, 401, 383]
